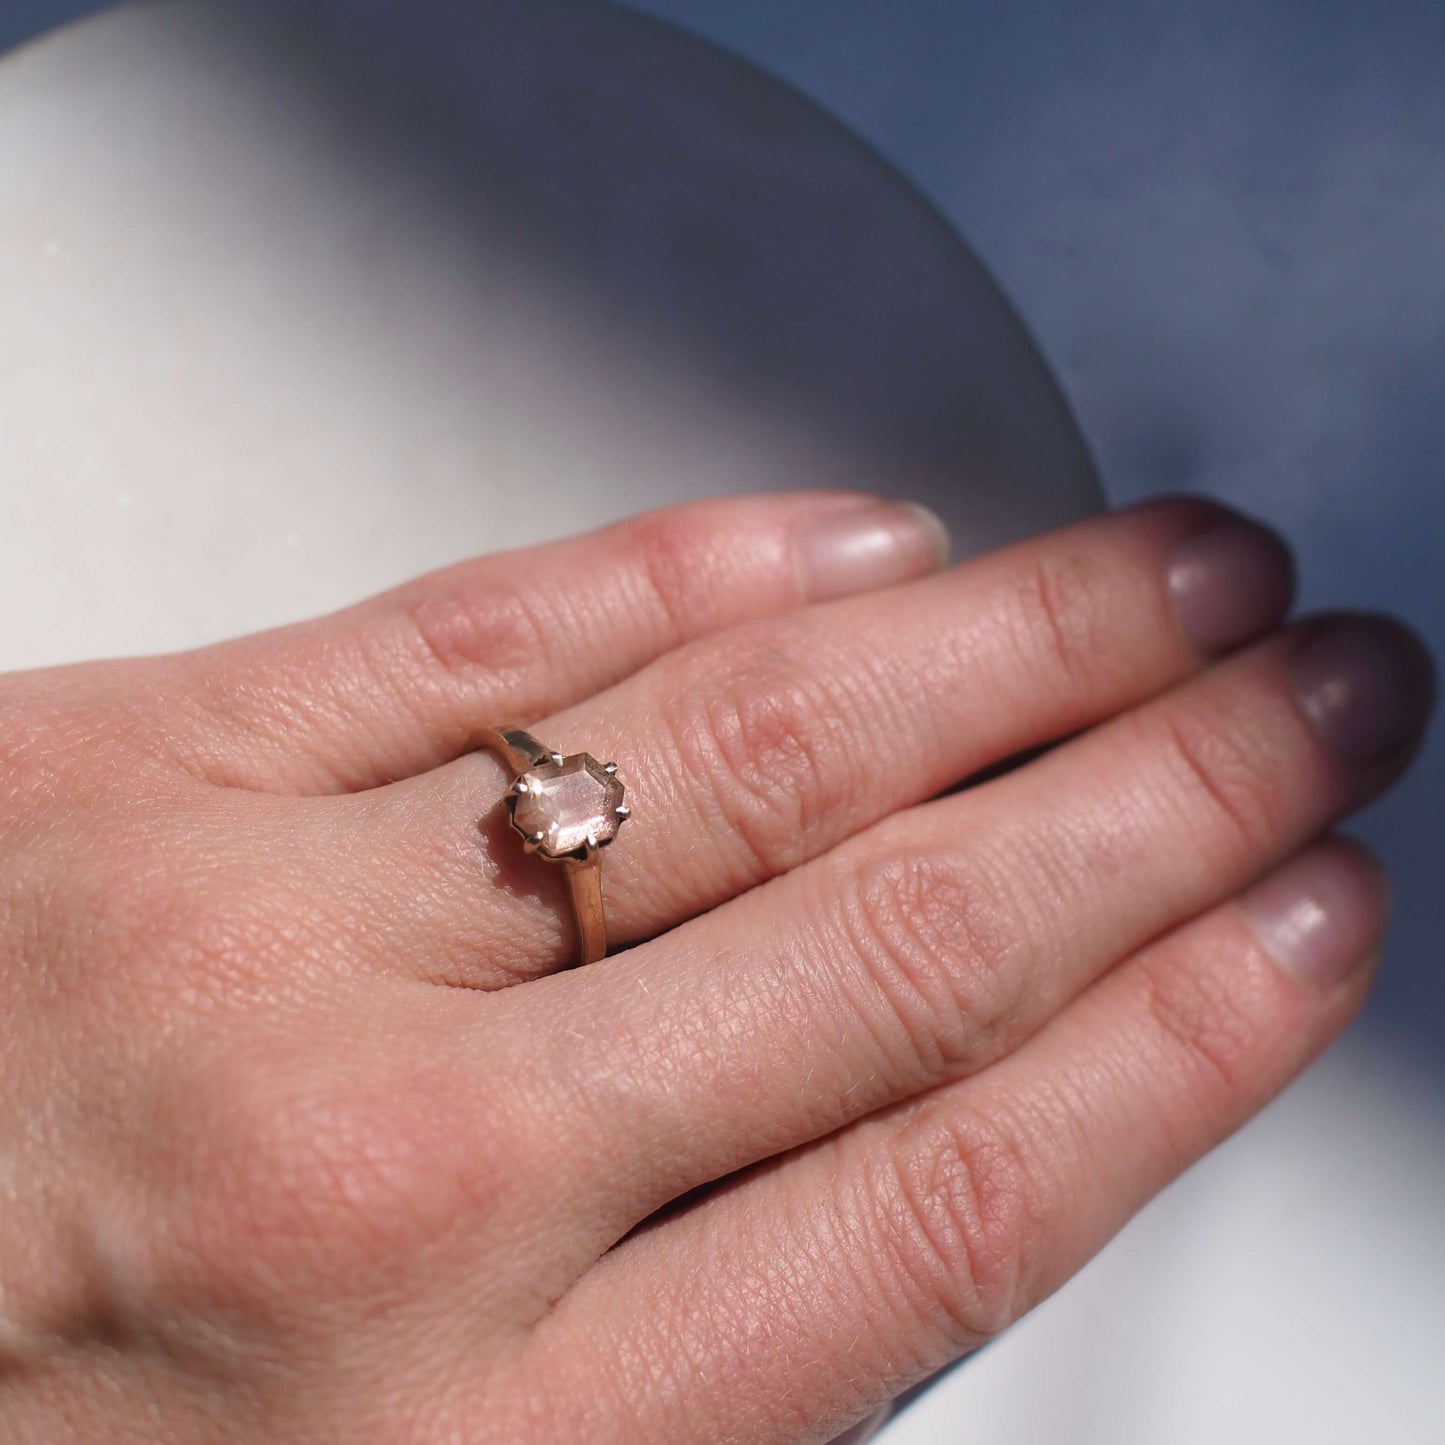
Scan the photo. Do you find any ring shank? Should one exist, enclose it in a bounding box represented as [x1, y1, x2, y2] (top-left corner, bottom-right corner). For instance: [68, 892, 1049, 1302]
[562, 856, 607, 968]
[470, 725, 610, 969]
[472, 725, 553, 775]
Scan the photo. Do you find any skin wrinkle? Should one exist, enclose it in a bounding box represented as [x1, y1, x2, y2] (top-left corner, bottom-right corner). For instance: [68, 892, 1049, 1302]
[873, 1107, 1035, 1345]
[330, 500, 1250, 994]
[396, 577, 550, 684]
[661, 625, 901, 905]
[171, 652, 345, 793]
[674, 636, 842, 881]
[627, 507, 760, 651]
[821, 808, 1069, 1097]
[1011, 547, 1109, 701]
[1153, 701, 1283, 858]
[0, 494, 1426, 1442]
[842, 845, 1037, 1084]
[529, 608, 1418, 1287]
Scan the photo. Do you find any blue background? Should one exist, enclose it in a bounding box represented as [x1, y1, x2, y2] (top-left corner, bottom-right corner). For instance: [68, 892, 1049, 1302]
[4, 0, 1441, 1059]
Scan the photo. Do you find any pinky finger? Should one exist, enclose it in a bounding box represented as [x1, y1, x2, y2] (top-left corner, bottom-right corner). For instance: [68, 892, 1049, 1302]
[516, 836, 1387, 1445]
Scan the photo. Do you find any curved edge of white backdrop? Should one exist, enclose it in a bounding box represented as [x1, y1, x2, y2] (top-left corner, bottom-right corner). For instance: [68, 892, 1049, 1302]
[0, 0, 1100, 670]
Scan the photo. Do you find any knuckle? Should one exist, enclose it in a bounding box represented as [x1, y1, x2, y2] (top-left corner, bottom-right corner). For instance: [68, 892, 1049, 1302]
[877, 1106, 1041, 1342]
[1138, 933, 1261, 1104]
[1009, 548, 1106, 695]
[391, 574, 551, 694]
[62, 812, 343, 1012]
[83, 853, 289, 1006]
[840, 848, 1019, 1078]
[0, 684, 116, 809]
[664, 631, 847, 875]
[1150, 702, 1281, 855]
[623, 507, 737, 643]
[0, 667, 186, 809]
[170, 1044, 523, 1318]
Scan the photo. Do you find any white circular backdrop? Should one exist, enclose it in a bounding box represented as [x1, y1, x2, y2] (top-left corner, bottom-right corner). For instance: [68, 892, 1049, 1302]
[0, 0, 1099, 672]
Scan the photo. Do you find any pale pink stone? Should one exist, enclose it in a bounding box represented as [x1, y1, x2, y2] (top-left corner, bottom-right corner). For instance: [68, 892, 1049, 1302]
[512, 753, 625, 858]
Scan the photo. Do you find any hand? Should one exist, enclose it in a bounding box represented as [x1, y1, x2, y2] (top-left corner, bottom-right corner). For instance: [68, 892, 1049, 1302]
[0, 492, 1433, 1443]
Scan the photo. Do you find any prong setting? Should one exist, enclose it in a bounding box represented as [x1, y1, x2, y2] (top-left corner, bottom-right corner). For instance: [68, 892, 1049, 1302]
[508, 751, 627, 861]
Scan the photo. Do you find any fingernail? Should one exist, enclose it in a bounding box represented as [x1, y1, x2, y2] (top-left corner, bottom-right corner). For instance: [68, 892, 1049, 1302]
[1167, 512, 1296, 654]
[795, 501, 950, 603]
[1288, 614, 1437, 762]
[1239, 838, 1388, 988]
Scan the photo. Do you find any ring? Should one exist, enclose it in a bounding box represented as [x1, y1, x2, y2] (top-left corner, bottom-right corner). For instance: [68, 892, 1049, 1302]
[470, 727, 629, 969]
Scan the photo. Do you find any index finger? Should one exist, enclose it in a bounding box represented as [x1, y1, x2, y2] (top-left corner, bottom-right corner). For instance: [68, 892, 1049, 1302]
[134, 491, 949, 791]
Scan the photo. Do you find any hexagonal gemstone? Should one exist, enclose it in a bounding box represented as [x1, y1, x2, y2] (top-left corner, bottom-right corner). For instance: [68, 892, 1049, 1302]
[511, 753, 625, 859]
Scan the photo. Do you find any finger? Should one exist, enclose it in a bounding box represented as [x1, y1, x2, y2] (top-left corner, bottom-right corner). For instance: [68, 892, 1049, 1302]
[151, 491, 949, 791]
[524, 613, 1432, 1233]
[324, 497, 1295, 985]
[515, 838, 1387, 1444]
